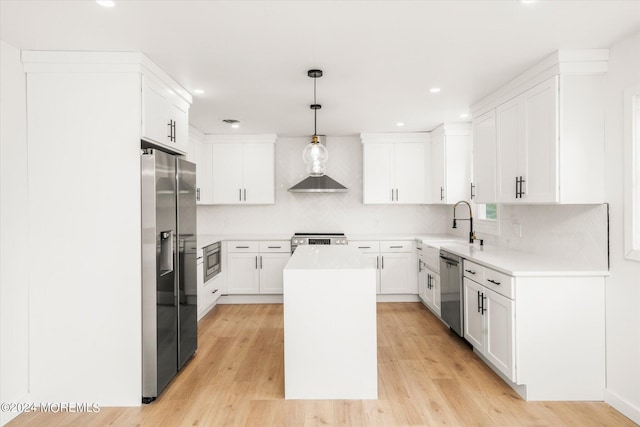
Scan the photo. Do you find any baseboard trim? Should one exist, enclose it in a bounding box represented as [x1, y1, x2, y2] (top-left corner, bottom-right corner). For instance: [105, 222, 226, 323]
[376, 294, 420, 303]
[217, 295, 284, 304]
[605, 389, 640, 425]
[0, 393, 31, 426]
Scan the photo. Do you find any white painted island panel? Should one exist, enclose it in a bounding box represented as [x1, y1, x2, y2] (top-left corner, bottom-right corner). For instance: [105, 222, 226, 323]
[283, 245, 378, 400]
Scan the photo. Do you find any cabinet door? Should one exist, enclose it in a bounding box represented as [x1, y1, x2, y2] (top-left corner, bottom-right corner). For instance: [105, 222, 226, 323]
[463, 278, 485, 351]
[522, 76, 559, 203]
[380, 253, 415, 294]
[197, 260, 204, 318]
[432, 271, 441, 315]
[259, 252, 290, 294]
[226, 253, 260, 294]
[242, 143, 275, 204]
[195, 142, 213, 205]
[496, 95, 524, 203]
[430, 134, 446, 204]
[142, 77, 170, 146]
[418, 263, 427, 303]
[360, 254, 381, 294]
[394, 143, 428, 204]
[363, 143, 393, 204]
[212, 144, 244, 204]
[169, 101, 189, 152]
[472, 110, 497, 203]
[484, 288, 515, 381]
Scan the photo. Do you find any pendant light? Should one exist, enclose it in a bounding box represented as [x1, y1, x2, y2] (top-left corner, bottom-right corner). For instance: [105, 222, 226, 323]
[302, 69, 328, 177]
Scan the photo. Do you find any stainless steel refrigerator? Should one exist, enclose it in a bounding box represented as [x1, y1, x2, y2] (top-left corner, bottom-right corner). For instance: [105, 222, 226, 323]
[141, 148, 197, 403]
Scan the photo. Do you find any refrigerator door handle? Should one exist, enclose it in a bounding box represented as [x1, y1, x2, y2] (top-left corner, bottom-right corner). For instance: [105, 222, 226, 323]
[159, 230, 174, 275]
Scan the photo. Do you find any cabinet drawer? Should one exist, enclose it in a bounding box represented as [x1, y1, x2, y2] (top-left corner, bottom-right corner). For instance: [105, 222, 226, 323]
[483, 268, 514, 299]
[380, 240, 414, 252]
[259, 241, 291, 253]
[203, 277, 220, 307]
[463, 260, 484, 283]
[349, 240, 380, 253]
[227, 241, 259, 252]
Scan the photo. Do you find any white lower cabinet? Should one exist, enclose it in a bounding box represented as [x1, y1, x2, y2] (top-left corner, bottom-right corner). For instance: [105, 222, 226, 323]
[425, 268, 441, 316]
[197, 248, 222, 320]
[258, 253, 290, 294]
[463, 277, 514, 380]
[351, 240, 417, 295]
[226, 241, 290, 294]
[461, 257, 605, 401]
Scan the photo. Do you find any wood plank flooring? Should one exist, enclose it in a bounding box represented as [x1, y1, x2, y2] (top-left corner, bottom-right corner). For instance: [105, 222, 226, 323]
[8, 303, 636, 426]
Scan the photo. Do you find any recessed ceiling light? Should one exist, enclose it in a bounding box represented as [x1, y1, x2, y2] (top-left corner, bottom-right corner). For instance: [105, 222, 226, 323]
[460, 113, 469, 119]
[193, 89, 205, 95]
[223, 119, 240, 128]
[430, 87, 441, 94]
[96, 0, 115, 7]
[396, 122, 405, 127]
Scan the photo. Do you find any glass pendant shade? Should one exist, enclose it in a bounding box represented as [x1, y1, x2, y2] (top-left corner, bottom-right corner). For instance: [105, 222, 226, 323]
[302, 135, 328, 176]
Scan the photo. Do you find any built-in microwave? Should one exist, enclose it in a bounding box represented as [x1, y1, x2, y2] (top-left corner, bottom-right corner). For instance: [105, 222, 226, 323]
[203, 241, 221, 283]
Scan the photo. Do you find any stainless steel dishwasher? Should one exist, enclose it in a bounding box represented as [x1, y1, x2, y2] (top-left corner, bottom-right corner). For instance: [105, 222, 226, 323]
[440, 250, 463, 336]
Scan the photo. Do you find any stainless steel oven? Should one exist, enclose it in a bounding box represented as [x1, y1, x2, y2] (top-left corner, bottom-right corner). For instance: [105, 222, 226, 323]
[290, 233, 348, 254]
[203, 241, 221, 282]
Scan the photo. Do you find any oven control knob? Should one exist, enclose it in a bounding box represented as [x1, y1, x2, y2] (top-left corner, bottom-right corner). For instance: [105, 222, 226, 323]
[341, 239, 346, 244]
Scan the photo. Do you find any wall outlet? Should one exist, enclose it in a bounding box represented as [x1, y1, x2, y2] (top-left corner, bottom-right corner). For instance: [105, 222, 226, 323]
[513, 223, 522, 238]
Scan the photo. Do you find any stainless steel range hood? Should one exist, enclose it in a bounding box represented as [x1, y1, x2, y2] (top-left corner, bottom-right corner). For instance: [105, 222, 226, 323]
[288, 175, 348, 193]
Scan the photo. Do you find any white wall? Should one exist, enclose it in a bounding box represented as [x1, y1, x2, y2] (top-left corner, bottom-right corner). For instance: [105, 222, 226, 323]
[602, 32, 640, 424]
[25, 70, 142, 406]
[198, 136, 448, 235]
[0, 40, 30, 427]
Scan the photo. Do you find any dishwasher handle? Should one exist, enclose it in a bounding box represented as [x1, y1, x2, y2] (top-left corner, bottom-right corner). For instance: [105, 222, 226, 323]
[439, 254, 460, 266]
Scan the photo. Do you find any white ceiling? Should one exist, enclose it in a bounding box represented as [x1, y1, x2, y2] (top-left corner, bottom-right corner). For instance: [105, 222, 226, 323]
[1, 1, 639, 137]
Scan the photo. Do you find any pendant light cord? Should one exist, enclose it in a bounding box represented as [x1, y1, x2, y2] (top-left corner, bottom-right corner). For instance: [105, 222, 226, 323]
[313, 76, 317, 136]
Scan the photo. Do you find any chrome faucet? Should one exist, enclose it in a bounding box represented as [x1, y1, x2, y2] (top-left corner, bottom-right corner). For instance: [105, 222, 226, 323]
[452, 200, 476, 244]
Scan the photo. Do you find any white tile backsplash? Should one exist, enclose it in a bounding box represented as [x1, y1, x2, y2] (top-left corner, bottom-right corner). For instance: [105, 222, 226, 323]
[197, 136, 448, 235]
[451, 204, 609, 269]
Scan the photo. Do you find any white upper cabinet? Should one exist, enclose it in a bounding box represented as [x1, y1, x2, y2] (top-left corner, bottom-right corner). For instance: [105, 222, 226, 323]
[142, 73, 191, 155]
[206, 134, 276, 205]
[496, 77, 558, 203]
[472, 49, 608, 204]
[471, 110, 497, 204]
[193, 128, 213, 205]
[361, 133, 430, 204]
[430, 123, 472, 204]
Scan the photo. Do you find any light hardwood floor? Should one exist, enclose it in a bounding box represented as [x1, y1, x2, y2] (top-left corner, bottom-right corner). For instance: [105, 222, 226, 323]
[8, 303, 636, 426]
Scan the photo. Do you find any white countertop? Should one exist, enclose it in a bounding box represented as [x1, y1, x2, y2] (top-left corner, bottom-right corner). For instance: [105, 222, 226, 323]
[440, 242, 609, 277]
[198, 233, 464, 249]
[284, 245, 369, 270]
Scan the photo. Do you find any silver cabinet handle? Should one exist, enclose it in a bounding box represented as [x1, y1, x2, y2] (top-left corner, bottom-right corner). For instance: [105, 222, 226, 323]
[358, 246, 371, 249]
[487, 279, 501, 285]
[390, 245, 403, 249]
[267, 246, 281, 249]
[465, 269, 476, 275]
[243, 188, 246, 201]
[236, 246, 249, 249]
[381, 256, 384, 269]
[239, 188, 242, 201]
[260, 256, 263, 269]
[255, 256, 258, 269]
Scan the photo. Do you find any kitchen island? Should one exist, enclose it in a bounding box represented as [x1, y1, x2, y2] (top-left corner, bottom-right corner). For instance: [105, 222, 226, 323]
[283, 245, 378, 399]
